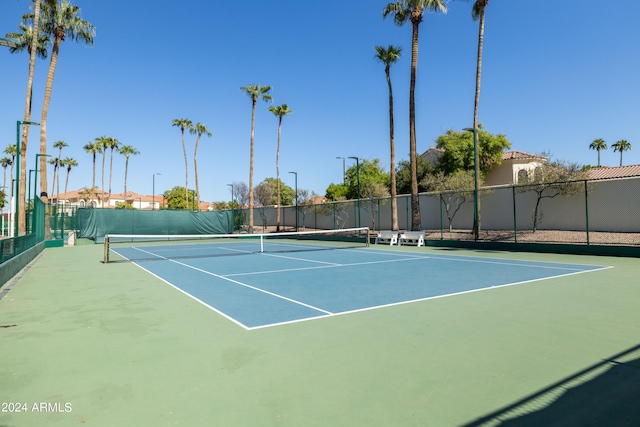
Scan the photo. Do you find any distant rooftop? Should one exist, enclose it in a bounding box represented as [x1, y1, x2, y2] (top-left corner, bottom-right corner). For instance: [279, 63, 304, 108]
[502, 151, 545, 161]
[587, 165, 640, 180]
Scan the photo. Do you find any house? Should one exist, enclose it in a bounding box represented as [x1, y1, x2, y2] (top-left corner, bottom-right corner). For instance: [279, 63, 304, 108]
[419, 148, 547, 186]
[53, 188, 166, 210]
[586, 164, 640, 181]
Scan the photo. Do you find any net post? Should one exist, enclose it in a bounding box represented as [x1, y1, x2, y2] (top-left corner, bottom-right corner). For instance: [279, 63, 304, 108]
[366, 227, 370, 247]
[260, 234, 264, 253]
[103, 235, 110, 263]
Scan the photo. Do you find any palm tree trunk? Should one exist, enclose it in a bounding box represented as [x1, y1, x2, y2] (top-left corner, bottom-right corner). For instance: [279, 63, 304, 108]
[64, 168, 70, 196]
[386, 66, 398, 231]
[472, 7, 486, 238]
[409, 18, 421, 231]
[248, 99, 257, 233]
[194, 134, 201, 210]
[123, 157, 129, 196]
[101, 150, 106, 207]
[276, 117, 282, 231]
[181, 130, 189, 210]
[40, 36, 62, 201]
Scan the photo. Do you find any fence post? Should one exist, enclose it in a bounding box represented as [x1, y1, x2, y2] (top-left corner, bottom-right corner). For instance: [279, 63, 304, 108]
[584, 180, 590, 245]
[512, 186, 518, 243]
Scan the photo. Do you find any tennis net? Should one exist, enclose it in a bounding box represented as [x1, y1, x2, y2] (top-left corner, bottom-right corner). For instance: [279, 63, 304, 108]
[103, 227, 370, 263]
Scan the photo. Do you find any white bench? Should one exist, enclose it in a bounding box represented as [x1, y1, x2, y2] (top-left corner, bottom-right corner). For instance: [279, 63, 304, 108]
[399, 231, 425, 247]
[375, 231, 398, 246]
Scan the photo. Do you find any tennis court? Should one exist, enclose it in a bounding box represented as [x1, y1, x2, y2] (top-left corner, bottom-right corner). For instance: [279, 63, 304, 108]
[106, 231, 610, 329]
[2, 237, 639, 427]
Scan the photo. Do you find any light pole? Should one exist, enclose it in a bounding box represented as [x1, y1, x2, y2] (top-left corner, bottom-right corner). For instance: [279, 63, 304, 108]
[336, 156, 346, 185]
[152, 173, 161, 210]
[15, 120, 40, 236]
[348, 156, 360, 229]
[34, 153, 51, 201]
[464, 127, 480, 241]
[288, 171, 298, 232]
[227, 183, 234, 232]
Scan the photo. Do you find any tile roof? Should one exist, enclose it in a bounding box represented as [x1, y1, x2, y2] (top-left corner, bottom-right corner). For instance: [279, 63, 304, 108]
[501, 151, 546, 160]
[587, 165, 640, 180]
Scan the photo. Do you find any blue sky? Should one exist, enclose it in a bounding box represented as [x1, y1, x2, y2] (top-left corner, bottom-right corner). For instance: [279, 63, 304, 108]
[1, 0, 639, 203]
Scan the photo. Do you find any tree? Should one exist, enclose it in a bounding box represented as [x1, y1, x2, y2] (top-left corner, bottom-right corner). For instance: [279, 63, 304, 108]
[47, 157, 60, 198]
[192, 122, 212, 209]
[253, 178, 295, 206]
[325, 183, 349, 201]
[612, 139, 632, 167]
[516, 156, 588, 232]
[232, 182, 249, 208]
[383, 0, 448, 231]
[117, 145, 139, 196]
[172, 118, 194, 209]
[3, 145, 17, 197]
[396, 155, 433, 194]
[375, 45, 402, 231]
[435, 128, 511, 176]
[61, 157, 77, 196]
[163, 186, 195, 210]
[82, 139, 102, 193]
[421, 170, 476, 231]
[361, 181, 391, 230]
[106, 137, 119, 204]
[95, 135, 109, 204]
[5, 22, 50, 115]
[241, 84, 272, 232]
[26, 0, 95, 199]
[344, 158, 390, 200]
[1, 157, 12, 195]
[589, 138, 607, 167]
[16, 0, 41, 234]
[268, 103, 292, 231]
[50, 139, 67, 198]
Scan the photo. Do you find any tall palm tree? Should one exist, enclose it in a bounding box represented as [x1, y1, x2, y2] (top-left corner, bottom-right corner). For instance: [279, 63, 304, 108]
[50, 139, 67, 197]
[27, 0, 95, 199]
[383, 0, 448, 231]
[117, 145, 140, 196]
[470, 0, 489, 237]
[61, 157, 77, 197]
[95, 136, 109, 207]
[17, 0, 41, 234]
[107, 137, 119, 204]
[589, 138, 607, 167]
[47, 157, 60, 199]
[268, 104, 292, 232]
[192, 123, 212, 210]
[4, 145, 17, 197]
[82, 139, 102, 195]
[374, 45, 402, 231]
[5, 22, 50, 116]
[612, 140, 632, 167]
[241, 84, 272, 233]
[172, 118, 194, 210]
[1, 157, 12, 197]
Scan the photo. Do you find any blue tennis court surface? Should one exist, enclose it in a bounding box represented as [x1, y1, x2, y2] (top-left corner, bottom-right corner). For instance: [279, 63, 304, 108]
[112, 245, 610, 330]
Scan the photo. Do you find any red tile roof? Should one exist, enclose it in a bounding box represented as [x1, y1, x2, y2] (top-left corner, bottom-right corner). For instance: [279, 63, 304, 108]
[587, 165, 640, 180]
[501, 151, 545, 160]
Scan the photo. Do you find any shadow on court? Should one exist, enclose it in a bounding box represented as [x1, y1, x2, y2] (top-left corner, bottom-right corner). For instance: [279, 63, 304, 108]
[462, 344, 640, 427]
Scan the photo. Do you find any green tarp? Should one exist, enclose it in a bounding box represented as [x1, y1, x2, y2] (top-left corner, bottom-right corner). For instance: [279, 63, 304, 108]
[77, 209, 234, 238]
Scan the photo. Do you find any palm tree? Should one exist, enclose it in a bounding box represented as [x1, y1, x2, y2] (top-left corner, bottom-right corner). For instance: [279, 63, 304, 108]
[612, 140, 632, 167]
[107, 137, 119, 204]
[117, 145, 140, 196]
[4, 145, 17, 197]
[192, 123, 212, 210]
[241, 84, 272, 233]
[61, 157, 77, 197]
[1, 157, 12, 196]
[268, 104, 292, 232]
[172, 118, 194, 210]
[27, 0, 95, 199]
[50, 139, 67, 197]
[17, 0, 42, 234]
[83, 139, 102, 195]
[589, 138, 607, 167]
[95, 136, 109, 207]
[47, 157, 60, 199]
[383, 0, 448, 231]
[374, 45, 402, 231]
[5, 22, 50, 116]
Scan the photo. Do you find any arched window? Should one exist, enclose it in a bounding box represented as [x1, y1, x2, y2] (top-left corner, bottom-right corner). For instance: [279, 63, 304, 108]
[517, 169, 529, 183]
